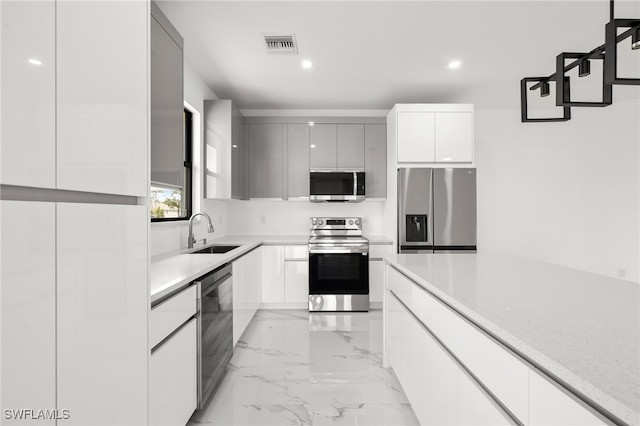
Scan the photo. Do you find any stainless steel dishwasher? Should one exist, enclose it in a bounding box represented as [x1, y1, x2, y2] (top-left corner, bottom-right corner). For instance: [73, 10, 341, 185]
[195, 263, 233, 409]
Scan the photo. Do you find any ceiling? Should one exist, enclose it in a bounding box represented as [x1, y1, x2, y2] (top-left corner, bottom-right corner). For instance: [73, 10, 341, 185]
[156, 0, 640, 111]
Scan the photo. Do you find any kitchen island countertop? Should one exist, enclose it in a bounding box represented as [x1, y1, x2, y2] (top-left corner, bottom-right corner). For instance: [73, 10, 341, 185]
[385, 252, 639, 425]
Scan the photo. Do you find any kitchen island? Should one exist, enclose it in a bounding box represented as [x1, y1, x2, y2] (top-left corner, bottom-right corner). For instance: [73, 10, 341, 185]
[384, 253, 639, 425]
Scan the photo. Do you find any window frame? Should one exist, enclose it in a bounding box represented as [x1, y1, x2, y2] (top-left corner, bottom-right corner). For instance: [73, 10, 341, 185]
[150, 108, 193, 222]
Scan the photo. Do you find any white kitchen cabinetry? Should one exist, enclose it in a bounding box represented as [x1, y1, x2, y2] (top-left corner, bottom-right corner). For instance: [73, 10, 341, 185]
[337, 124, 365, 169]
[364, 124, 387, 198]
[368, 244, 392, 305]
[261, 246, 285, 303]
[391, 104, 474, 165]
[1, 201, 56, 424]
[204, 100, 245, 199]
[529, 370, 607, 426]
[0, 1, 56, 188]
[149, 319, 197, 426]
[386, 264, 610, 426]
[150, 3, 184, 190]
[233, 248, 262, 345]
[57, 203, 148, 425]
[310, 124, 365, 170]
[284, 245, 309, 304]
[249, 124, 285, 199]
[56, 1, 147, 196]
[286, 124, 310, 199]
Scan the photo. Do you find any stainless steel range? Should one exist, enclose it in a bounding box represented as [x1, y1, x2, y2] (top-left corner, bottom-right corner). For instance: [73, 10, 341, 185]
[308, 217, 369, 312]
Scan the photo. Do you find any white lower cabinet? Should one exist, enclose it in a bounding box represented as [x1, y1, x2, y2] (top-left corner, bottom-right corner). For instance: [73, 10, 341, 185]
[233, 248, 262, 345]
[149, 319, 197, 426]
[1, 201, 56, 425]
[261, 246, 285, 303]
[284, 260, 309, 303]
[57, 203, 148, 425]
[457, 369, 512, 425]
[387, 294, 457, 425]
[385, 264, 611, 426]
[529, 370, 606, 426]
[369, 244, 392, 304]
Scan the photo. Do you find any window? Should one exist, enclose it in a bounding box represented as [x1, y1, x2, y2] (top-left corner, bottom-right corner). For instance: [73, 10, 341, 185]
[150, 108, 193, 221]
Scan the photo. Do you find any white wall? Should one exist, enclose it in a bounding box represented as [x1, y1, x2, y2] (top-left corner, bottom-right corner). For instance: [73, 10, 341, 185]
[150, 62, 229, 257]
[475, 98, 639, 282]
[226, 200, 385, 236]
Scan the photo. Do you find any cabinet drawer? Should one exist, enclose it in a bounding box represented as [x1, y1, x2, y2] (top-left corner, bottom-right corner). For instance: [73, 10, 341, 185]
[387, 266, 423, 320]
[150, 318, 197, 426]
[417, 279, 529, 423]
[284, 245, 308, 260]
[150, 285, 197, 349]
[369, 244, 392, 259]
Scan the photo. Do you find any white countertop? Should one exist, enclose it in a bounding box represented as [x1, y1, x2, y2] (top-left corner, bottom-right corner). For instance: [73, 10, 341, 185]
[151, 234, 393, 303]
[385, 252, 639, 425]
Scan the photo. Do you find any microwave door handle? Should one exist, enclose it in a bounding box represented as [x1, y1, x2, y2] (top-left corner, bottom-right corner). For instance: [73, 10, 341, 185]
[353, 171, 357, 196]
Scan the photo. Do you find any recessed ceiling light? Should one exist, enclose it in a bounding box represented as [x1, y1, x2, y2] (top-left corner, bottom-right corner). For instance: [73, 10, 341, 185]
[310, 144, 316, 149]
[302, 60, 313, 69]
[308, 121, 315, 126]
[28, 58, 43, 66]
[448, 60, 462, 69]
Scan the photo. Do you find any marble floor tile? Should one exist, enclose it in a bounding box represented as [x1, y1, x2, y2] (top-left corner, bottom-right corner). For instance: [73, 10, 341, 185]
[189, 309, 419, 426]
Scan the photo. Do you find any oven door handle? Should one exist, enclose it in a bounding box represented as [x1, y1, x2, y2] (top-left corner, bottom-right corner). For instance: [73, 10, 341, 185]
[309, 247, 369, 254]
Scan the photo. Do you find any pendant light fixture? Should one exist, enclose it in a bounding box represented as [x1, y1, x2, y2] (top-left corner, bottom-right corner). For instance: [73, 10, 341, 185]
[521, 0, 639, 122]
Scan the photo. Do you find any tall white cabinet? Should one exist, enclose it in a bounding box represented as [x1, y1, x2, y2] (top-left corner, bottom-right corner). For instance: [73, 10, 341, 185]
[1, 0, 149, 424]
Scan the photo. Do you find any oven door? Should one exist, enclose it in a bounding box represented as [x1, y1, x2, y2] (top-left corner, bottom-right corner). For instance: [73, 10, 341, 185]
[308, 249, 369, 295]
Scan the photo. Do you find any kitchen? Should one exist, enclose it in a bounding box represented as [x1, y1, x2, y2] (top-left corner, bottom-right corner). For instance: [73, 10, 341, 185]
[1, 1, 638, 426]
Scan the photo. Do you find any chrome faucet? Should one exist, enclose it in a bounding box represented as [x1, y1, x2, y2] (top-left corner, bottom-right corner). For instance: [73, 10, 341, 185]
[188, 212, 215, 248]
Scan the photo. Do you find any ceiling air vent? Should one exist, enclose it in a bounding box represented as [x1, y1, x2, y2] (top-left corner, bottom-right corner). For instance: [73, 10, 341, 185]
[263, 34, 298, 54]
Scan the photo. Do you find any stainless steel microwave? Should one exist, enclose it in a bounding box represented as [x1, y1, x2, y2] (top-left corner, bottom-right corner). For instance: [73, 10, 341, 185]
[309, 171, 365, 202]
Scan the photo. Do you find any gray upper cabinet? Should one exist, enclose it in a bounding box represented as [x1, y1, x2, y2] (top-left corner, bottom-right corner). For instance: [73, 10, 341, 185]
[309, 124, 337, 170]
[364, 124, 387, 198]
[249, 123, 284, 199]
[150, 3, 183, 190]
[337, 124, 365, 170]
[231, 119, 248, 199]
[286, 124, 310, 199]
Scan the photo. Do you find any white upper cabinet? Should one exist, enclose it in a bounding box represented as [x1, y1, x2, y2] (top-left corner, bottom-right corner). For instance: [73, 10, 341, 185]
[1, 0, 56, 188]
[435, 112, 474, 163]
[56, 0, 148, 196]
[204, 100, 245, 199]
[309, 124, 338, 170]
[150, 3, 184, 190]
[397, 112, 436, 163]
[337, 124, 365, 169]
[392, 104, 474, 164]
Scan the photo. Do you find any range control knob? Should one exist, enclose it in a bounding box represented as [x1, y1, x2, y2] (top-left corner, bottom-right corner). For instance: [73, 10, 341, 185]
[318, 220, 324, 225]
[348, 220, 354, 225]
[312, 219, 317, 225]
[355, 219, 361, 226]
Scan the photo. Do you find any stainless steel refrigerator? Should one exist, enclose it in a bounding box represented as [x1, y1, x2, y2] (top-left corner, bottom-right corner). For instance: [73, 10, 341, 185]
[398, 168, 477, 253]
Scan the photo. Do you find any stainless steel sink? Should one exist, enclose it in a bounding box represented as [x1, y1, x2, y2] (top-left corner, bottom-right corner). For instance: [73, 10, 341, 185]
[190, 245, 240, 254]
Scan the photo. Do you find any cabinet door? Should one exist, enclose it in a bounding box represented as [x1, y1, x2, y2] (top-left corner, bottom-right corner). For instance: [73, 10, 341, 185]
[369, 260, 384, 303]
[0, 0, 56, 188]
[261, 246, 285, 303]
[529, 371, 607, 426]
[57, 203, 147, 425]
[309, 124, 337, 169]
[364, 124, 387, 198]
[337, 124, 365, 169]
[286, 124, 310, 198]
[1, 201, 56, 424]
[204, 100, 233, 199]
[150, 14, 184, 189]
[232, 254, 247, 346]
[56, 1, 147, 196]
[247, 248, 262, 317]
[284, 260, 309, 303]
[387, 293, 457, 425]
[397, 112, 435, 163]
[231, 112, 247, 199]
[458, 368, 513, 425]
[149, 319, 197, 426]
[249, 123, 284, 198]
[435, 112, 473, 163]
